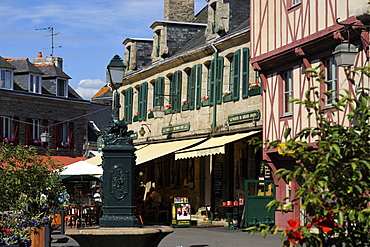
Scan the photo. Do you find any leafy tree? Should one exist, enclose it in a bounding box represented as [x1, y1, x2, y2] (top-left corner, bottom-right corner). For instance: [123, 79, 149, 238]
[0, 143, 65, 221]
[248, 67, 370, 246]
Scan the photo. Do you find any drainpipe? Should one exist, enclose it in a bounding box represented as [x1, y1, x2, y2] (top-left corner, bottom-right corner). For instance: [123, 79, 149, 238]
[210, 43, 218, 134]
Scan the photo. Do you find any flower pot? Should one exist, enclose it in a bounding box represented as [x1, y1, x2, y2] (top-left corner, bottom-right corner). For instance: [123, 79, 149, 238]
[30, 224, 51, 247]
[248, 87, 261, 96]
[148, 112, 154, 119]
[201, 99, 209, 107]
[223, 94, 233, 102]
[182, 104, 189, 111]
[133, 116, 139, 122]
[164, 109, 172, 115]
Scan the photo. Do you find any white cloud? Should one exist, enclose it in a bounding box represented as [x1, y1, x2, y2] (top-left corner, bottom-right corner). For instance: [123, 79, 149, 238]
[75, 78, 105, 100]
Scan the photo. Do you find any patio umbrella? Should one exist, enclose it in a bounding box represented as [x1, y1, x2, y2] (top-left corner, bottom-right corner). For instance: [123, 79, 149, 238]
[58, 161, 103, 181]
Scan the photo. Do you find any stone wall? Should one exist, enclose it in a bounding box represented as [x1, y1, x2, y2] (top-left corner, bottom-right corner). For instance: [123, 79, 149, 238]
[0, 92, 87, 156]
[164, 0, 194, 22]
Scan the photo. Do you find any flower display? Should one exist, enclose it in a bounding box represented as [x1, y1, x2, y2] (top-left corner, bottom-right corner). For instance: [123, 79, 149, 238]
[134, 112, 139, 117]
[202, 95, 209, 100]
[165, 104, 172, 109]
[223, 90, 232, 97]
[2, 137, 14, 144]
[147, 108, 153, 113]
[248, 81, 260, 90]
[285, 219, 304, 246]
[61, 141, 69, 147]
[182, 100, 189, 105]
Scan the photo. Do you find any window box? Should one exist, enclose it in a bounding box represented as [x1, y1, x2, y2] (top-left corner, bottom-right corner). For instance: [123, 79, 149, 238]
[133, 116, 139, 122]
[148, 112, 154, 119]
[248, 88, 261, 96]
[223, 94, 233, 102]
[182, 104, 189, 111]
[202, 99, 209, 107]
[164, 109, 172, 115]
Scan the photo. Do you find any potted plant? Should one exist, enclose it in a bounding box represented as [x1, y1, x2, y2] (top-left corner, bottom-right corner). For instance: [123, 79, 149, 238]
[201, 95, 209, 107]
[147, 109, 154, 119]
[164, 104, 172, 115]
[222, 90, 232, 102]
[248, 81, 261, 96]
[0, 144, 66, 247]
[181, 100, 189, 111]
[133, 112, 139, 122]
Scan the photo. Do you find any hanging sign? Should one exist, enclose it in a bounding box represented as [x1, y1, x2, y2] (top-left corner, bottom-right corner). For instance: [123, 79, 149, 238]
[228, 110, 261, 125]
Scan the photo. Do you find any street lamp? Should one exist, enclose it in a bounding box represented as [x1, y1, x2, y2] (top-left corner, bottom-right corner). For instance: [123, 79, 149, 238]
[333, 41, 358, 67]
[40, 132, 51, 143]
[107, 55, 126, 88]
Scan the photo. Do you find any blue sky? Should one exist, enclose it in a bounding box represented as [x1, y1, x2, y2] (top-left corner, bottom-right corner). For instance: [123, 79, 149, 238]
[0, 0, 207, 100]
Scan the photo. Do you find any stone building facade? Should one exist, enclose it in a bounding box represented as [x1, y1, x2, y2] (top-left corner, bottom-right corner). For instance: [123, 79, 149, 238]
[103, 0, 262, 224]
[0, 54, 89, 157]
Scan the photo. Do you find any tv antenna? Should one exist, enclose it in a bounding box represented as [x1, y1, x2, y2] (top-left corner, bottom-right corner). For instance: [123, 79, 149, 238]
[35, 26, 62, 56]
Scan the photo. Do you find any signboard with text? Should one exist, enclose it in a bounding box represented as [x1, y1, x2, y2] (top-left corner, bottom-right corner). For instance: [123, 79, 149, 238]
[228, 110, 261, 125]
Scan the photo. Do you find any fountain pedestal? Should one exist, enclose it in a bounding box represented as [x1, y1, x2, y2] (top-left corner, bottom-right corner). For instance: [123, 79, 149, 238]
[65, 226, 173, 247]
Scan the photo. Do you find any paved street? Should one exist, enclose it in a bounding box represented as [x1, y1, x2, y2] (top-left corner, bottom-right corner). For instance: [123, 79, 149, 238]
[51, 226, 284, 247]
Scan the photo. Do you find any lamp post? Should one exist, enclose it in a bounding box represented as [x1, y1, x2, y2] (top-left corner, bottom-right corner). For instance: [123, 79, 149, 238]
[99, 55, 138, 227]
[333, 41, 358, 67]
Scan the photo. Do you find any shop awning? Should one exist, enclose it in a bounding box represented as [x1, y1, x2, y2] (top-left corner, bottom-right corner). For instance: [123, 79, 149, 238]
[136, 138, 206, 165]
[175, 130, 261, 160]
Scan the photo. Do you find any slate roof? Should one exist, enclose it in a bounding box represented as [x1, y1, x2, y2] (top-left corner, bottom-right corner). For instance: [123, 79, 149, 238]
[35, 64, 71, 79]
[0, 56, 16, 70]
[91, 86, 112, 101]
[6, 58, 43, 75]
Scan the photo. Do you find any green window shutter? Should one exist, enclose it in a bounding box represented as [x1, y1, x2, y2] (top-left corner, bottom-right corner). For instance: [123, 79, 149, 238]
[216, 56, 224, 104]
[232, 50, 241, 100]
[171, 71, 182, 113]
[209, 59, 215, 105]
[154, 77, 164, 107]
[125, 87, 133, 123]
[189, 66, 196, 110]
[196, 64, 202, 109]
[138, 82, 148, 120]
[242, 47, 250, 98]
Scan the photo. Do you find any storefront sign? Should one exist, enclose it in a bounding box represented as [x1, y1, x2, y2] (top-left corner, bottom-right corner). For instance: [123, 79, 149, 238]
[228, 110, 261, 125]
[162, 122, 190, 135]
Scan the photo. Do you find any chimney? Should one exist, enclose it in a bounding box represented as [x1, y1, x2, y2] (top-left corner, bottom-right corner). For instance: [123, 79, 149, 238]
[164, 0, 194, 22]
[38, 52, 43, 58]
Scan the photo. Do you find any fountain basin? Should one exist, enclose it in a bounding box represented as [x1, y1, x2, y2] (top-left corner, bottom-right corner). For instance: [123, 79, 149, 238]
[65, 225, 173, 247]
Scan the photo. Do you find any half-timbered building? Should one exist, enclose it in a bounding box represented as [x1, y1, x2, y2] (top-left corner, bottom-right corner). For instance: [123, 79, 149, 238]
[251, 0, 370, 226]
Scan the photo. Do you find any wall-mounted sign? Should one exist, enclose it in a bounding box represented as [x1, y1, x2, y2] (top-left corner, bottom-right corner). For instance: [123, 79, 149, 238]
[228, 110, 261, 125]
[162, 122, 190, 135]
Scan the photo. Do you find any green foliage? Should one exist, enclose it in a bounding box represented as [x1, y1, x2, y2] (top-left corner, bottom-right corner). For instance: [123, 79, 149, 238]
[0, 143, 66, 244]
[247, 67, 370, 246]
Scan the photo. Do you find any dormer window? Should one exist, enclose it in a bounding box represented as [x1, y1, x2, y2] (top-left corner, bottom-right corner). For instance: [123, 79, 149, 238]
[57, 78, 68, 97]
[155, 30, 161, 57]
[29, 74, 42, 93]
[211, 3, 217, 34]
[0, 69, 13, 90]
[206, 0, 229, 41]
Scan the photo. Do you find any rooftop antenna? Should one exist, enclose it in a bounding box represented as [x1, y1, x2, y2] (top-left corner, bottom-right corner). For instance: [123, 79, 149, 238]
[35, 26, 62, 56]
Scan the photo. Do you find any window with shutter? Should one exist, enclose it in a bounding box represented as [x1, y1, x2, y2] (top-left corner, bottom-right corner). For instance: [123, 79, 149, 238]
[242, 48, 250, 98]
[138, 82, 148, 120]
[124, 87, 133, 123]
[196, 64, 202, 109]
[170, 71, 182, 113]
[232, 50, 241, 100]
[153, 77, 165, 108]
